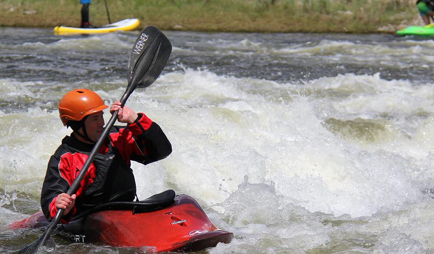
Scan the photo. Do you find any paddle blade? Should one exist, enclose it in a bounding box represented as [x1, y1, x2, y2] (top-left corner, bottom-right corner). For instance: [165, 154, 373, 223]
[18, 233, 55, 254]
[18, 242, 37, 254]
[128, 26, 172, 89]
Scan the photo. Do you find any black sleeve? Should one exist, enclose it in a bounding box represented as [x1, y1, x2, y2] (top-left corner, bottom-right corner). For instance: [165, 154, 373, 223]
[40, 154, 70, 221]
[131, 121, 172, 165]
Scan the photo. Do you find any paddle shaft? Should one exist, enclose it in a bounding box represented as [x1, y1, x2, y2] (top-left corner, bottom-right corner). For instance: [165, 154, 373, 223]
[104, 0, 111, 24]
[36, 86, 133, 249]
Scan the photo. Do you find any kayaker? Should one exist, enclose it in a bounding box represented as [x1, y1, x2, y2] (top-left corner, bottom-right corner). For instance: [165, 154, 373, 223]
[416, 0, 434, 25]
[40, 88, 172, 223]
[80, 0, 93, 28]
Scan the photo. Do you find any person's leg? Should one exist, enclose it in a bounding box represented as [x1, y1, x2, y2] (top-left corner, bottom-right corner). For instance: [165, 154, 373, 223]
[429, 12, 434, 24]
[80, 0, 93, 28]
[418, 2, 432, 25]
[81, 3, 89, 27]
[422, 14, 431, 25]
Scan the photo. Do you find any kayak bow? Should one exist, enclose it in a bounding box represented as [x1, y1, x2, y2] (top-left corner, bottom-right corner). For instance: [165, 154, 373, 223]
[396, 24, 434, 36]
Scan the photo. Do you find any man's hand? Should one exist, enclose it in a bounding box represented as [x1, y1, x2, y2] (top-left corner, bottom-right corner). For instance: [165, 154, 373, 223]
[55, 193, 76, 216]
[110, 100, 138, 124]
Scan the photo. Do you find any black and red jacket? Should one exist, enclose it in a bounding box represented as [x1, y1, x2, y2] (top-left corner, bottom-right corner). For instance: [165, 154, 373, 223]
[40, 113, 172, 223]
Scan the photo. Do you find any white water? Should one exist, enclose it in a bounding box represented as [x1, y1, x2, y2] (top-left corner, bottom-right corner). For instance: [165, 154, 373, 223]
[1, 29, 434, 253]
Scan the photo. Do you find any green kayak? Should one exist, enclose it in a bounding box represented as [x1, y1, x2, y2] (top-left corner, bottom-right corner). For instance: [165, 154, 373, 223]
[396, 24, 434, 36]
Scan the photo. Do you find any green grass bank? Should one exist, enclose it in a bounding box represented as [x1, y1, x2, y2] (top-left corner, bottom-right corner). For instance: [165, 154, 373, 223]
[0, 0, 422, 33]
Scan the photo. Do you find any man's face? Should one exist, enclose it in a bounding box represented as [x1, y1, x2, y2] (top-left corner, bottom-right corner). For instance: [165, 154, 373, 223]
[83, 111, 105, 143]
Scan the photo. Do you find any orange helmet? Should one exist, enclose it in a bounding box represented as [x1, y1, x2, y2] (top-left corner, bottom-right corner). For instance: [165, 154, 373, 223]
[58, 88, 108, 126]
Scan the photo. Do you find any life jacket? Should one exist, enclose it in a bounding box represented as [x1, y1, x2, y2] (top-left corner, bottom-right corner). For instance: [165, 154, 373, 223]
[65, 140, 137, 216]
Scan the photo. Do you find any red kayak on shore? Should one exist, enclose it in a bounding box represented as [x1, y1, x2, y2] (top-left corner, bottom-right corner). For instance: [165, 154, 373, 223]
[10, 190, 233, 252]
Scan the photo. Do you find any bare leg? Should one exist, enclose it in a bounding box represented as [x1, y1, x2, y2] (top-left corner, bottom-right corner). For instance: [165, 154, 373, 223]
[422, 14, 431, 25]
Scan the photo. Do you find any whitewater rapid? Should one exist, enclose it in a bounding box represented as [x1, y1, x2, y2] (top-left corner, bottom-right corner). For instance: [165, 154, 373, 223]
[1, 28, 434, 253]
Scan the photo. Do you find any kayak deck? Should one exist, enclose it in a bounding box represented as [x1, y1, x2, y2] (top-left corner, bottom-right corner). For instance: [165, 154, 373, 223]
[54, 18, 140, 35]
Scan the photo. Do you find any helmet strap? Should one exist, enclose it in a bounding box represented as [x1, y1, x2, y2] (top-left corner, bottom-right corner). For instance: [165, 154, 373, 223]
[73, 128, 94, 144]
[69, 116, 95, 144]
[80, 118, 95, 143]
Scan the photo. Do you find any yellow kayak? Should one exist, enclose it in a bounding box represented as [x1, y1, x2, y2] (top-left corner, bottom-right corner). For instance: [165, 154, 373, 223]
[54, 18, 140, 35]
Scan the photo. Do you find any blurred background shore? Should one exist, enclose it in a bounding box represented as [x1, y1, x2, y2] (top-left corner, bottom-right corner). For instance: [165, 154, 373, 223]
[0, 0, 423, 33]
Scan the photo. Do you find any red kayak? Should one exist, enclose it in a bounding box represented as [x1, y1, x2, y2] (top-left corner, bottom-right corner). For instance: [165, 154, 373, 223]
[10, 190, 233, 252]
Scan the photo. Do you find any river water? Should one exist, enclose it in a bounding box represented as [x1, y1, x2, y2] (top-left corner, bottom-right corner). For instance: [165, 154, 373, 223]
[1, 27, 434, 253]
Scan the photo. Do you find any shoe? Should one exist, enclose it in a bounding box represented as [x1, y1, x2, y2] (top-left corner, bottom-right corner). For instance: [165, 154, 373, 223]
[80, 22, 94, 28]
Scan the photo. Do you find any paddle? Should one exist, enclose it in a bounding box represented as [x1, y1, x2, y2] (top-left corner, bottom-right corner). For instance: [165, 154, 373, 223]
[104, 0, 112, 24]
[19, 26, 172, 254]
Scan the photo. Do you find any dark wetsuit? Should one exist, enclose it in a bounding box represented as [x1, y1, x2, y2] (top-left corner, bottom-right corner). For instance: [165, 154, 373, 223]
[80, 0, 92, 28]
